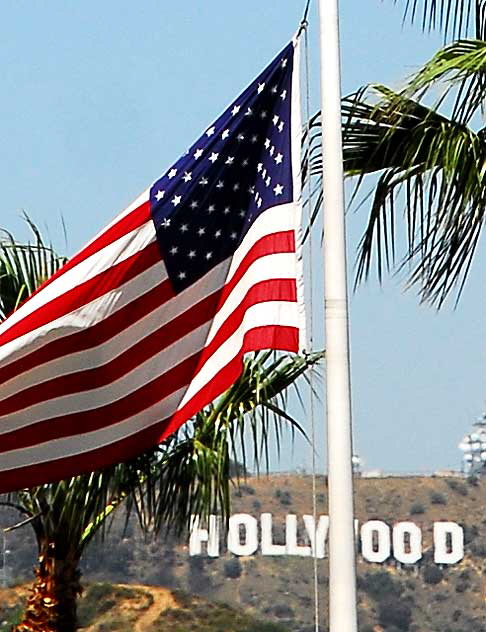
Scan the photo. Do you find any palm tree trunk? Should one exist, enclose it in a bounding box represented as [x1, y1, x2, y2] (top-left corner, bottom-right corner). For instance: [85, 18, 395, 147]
[13, 540, 82, 632]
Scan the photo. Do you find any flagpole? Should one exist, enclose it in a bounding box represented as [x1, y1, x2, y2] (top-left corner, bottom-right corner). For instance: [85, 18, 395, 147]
[317, 1, 358, 631]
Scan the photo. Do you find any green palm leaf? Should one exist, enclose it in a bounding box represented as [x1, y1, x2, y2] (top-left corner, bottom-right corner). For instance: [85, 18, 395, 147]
[395, 0, 485, 40]
[342, 84, 486, 306]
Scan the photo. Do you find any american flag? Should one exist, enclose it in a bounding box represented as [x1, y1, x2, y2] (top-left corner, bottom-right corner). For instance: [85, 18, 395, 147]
[0, 39, 304, 492]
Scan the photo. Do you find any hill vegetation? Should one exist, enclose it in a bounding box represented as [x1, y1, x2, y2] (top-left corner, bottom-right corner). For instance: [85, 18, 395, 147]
[0, 475, 484, 631]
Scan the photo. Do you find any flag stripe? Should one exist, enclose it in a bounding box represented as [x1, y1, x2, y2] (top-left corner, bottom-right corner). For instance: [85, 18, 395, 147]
[166, 324, 299, 436]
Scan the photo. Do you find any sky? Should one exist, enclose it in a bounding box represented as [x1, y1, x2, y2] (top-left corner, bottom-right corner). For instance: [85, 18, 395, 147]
[0, 1, 484, 475]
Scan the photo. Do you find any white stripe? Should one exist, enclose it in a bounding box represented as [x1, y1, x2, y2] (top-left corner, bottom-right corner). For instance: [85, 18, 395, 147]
[226, 203, 298, 281]
[0, 386, 185, 471]
[179, 300, 299, 407]
[0, 320, 211, 431]
[0, 257, 230, 395]
[206, 252, 297, 346]
[0, 219, 156, 336]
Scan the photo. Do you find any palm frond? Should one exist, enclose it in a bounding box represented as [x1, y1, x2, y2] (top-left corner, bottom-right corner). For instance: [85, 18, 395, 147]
[342, 86, 486, 306]
[396, 0, 485, 40]
[404, 39, 486, 123]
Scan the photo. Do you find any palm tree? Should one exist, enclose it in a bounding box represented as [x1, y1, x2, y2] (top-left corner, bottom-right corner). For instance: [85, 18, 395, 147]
[0, 223, 321, 632]
[302, 1, 486, 307]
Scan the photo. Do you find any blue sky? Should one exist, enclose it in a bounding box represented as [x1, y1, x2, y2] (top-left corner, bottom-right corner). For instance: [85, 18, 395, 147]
[1, 1, 484, 473]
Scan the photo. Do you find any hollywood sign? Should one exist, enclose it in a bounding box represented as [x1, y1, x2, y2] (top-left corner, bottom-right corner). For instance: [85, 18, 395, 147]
[190, 513, 464, 565]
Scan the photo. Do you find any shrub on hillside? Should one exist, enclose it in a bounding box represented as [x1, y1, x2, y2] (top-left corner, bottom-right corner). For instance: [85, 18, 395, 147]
[224, 558, 242, 579]
[423, 564, 444, 585]
[377, 596, 412, 631]
[361, 570, 402, 600]
[430, 491, 447, 505]
[469, 536, 486, 556]
[410, 502, 426, 515]
[445, 479, 468, 496]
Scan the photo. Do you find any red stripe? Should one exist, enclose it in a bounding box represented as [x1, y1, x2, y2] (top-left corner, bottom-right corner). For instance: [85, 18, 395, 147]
[0, 413, 171, 494]
[162, 324, 299, 439]
[0, 326, 298, 493]
[0, 241, 161, 348]
[0, 350, 202, 453]
[0, 230, 293, 385]
[218, 230, 295, 307]
[0, 289, 222, 418]
[0, 278, 175, 386]
[25, 201, 151, 301]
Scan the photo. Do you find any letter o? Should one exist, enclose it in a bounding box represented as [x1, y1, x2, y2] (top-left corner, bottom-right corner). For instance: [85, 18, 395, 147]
[361, 521, 390, 563]
[393, 522, 422, 564]
[227, 513, 258, 556]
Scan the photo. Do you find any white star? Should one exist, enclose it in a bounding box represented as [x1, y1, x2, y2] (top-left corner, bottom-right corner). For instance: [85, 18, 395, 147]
[280, 89, 287, 100]
[262, 168, 267, 178]
[180, 223, 189, 232]
[199, 177, 208, 186]
[269, 146, 275, 156]
[264, 138, 271, 149]
[237, 134, 245, 142]
[257, 82, 265, 94]
[221, 129, 230, 140]
[188, 250, 196, 259]
[281, 58, 288, 68]
[271, 86, 278, 94]
[242, 158, 249, 167]
[266, 176, 271, 187]
[206, 126, 215, 137]
[233, 183, 240, 191]
[178, 271, 186, 280]
[257, 163, 263, 172]
[274, 184, 284, 196]
[278, 121, 285, 133]
[170, 246, 178, 255]
[223, 206, 230, 214]
[216, 180, 224, 189]
[198, 227, 206, 236]
[275, 153, 283, 165]
[183, 171, 192, 182]
[260, 110, 268, 119]
[155, 190, 165, 201]
[225, 156, 234, 165]
[215, 229, 222, 238]
[257, 198, 262, 208]
[239, 210, 245, 217]
[230, 232, 238, 239]
[161, 218, 171, 228]
[172, 195, 182, 206]
[205, 251, 213, 260]
[194, 148, 203, 159]
[231, 104, 241, 116]
[248, 186, 255, 194]
[207, 204, 215, 213]
[190, 200, 199, 209]
[251, 135, 258, 143]
[209, 152, 219, 163]
[245, 107, 253, 116]
[168, 168, 177, 179]
[272, 115, 279, 126]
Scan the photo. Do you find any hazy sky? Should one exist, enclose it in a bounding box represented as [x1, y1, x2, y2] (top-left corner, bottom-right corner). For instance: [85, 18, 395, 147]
[1, 1, 484, 474]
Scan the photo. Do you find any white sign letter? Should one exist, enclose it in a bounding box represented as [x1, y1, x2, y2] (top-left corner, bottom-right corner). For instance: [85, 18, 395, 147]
[393, 522, 422, 564]
[261, 513, 286, 555]
[434, 522, 464, 564]
[303, 514, 329, 558]
[361, 520, 390, 563]
[189, 515, 220, 557]
[227, 513, 258, 556]
[285, 515, 311, 557]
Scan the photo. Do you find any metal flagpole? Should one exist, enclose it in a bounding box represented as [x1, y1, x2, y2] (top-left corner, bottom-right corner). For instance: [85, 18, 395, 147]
[317, 1, 358, 631]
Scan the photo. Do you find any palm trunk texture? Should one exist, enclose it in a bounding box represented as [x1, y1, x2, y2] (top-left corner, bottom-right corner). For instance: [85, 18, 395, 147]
[14, 541, 82, 632]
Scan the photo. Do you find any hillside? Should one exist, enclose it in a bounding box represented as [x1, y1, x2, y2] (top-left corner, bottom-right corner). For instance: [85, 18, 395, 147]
[0, 475, 484, 631]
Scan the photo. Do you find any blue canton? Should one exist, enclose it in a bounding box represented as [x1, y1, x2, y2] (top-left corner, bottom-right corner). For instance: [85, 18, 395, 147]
[150, 42, 294, 292]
